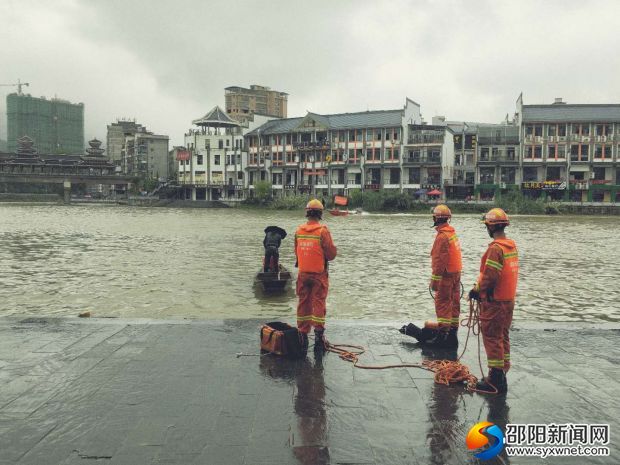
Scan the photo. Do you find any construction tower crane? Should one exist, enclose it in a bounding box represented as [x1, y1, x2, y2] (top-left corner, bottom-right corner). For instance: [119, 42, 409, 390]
[0, 79, 30, 94]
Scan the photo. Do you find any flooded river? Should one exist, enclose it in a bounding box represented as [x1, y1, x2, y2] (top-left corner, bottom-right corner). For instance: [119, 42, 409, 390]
[0, 204, 618, 322]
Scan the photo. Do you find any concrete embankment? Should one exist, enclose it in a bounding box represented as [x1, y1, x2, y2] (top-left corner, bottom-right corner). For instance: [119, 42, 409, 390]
[0, 317, 617, 464]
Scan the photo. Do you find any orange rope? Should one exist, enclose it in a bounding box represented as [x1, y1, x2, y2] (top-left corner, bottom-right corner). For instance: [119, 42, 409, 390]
[325, 300, 498, 394]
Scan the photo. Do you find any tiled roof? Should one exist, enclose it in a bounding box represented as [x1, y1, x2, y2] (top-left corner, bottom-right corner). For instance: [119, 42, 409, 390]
[522, 105, 620, 123]
[246, 109, 403, 135]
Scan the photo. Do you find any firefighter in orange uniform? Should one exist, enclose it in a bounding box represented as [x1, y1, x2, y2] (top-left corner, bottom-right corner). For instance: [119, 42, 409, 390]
[469, 208, 518, 394]
[400, 205, 462, 348]
[295, 199, 337, 354]
[427, 205, 462, 348]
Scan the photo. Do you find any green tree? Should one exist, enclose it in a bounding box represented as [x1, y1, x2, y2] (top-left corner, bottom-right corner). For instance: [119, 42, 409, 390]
[254, 181, 272, 203]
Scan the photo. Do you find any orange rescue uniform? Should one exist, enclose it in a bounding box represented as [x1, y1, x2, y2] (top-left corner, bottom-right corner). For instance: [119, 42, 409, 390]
[430, 223, 462, 329]
[295, 221, 337, 333]
[476, 238, 519, 371]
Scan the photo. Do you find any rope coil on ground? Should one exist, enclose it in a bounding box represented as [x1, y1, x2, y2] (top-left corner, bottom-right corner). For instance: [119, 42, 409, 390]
[325, 299, 498, 394]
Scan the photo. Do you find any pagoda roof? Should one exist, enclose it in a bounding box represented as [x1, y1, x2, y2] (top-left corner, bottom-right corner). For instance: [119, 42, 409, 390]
[192, 106, 240, 128]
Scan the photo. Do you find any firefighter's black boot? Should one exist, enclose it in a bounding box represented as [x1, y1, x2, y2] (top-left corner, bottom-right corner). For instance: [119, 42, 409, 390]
[424, 330, 459, 349]
[300, 332, 309, 356]
[400, 323, 422, 339]
[400, 323, 440, 343]
[476, 368, 507, 394]
[445, 327, 459, 349]
[314, 329, 326, 353]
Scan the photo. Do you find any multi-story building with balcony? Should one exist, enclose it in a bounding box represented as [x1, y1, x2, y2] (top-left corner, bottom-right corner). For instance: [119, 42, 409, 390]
[474, 124, 520, 200]
[179, 106, 274, 200]
[403, 123, 455, 197]
[244, 98, 426, 197]
[516, 95, 620, 202]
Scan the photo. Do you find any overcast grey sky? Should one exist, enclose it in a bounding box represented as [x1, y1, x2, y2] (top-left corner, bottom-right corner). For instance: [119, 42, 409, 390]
[1, 0, 619, 147]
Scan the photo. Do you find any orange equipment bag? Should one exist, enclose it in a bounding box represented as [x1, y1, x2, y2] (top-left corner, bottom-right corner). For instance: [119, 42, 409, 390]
[260, 322, 304, 359]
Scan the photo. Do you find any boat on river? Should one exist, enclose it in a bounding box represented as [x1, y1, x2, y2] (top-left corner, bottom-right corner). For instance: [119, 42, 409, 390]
[255, 264, 293, 293]
[329, 195, 350, 216]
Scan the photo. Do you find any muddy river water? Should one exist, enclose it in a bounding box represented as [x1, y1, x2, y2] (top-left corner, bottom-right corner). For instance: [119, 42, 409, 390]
[0, 204, 618, 323]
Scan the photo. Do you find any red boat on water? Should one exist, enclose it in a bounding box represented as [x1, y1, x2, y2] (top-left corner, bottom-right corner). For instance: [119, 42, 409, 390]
[328, 195, 349, 216]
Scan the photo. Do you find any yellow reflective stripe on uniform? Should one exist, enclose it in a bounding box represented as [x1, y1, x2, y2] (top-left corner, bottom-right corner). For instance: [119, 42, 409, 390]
[296, 315, 313, 321]
[310, 316, 325, 323]
[431, 274, 442, 281]
[488, 359, 505, 367]
[448, 234, 458, 242]
[504, 252, 518, 259]
[436, 318, 452, 323]
[296, 234, 321, 240]
[485, 259, 503, 271]
[504, 354, 511, 359]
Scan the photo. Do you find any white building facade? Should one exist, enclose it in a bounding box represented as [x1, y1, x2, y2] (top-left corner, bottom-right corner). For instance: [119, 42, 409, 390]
[178, 106, 274, 200]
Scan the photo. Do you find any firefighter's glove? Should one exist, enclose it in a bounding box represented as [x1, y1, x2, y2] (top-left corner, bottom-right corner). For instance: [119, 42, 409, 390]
[468, 288, 480, 301]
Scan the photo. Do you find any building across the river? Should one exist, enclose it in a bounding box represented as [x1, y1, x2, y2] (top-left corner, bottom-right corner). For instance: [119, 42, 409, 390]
[239, 95, 620, 203]
[6, 93, 84, 155]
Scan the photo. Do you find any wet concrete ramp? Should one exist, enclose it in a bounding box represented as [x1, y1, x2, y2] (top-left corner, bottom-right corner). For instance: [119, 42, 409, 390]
[0, 317, 618, 464]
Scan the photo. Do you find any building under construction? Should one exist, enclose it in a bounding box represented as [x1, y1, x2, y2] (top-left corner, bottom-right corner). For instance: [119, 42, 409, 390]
[6, 93, 84, 155]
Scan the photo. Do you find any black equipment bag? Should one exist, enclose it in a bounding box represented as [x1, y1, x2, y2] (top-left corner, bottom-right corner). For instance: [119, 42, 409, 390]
[260, 321, 304, 359]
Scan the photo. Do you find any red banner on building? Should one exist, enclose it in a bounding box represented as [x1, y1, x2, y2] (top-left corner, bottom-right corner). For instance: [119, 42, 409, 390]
[176, 150, 190, 161]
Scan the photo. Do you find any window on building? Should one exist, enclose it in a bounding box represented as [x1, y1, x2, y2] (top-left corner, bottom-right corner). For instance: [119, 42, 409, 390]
[581, 145, 589, 158]
[596, 124, 612, 136]
[604, 145, 612, 158]
[525, 125, 533, 136]
[573, 124, 590, 136]
[593, 167, 606, 180]
[408, 149, 421, 161]
[389, 168, 400, 184]
[558, 145, 566, 158]
[546, 167, 561, 181]
[501, 167, 516, 184]
[507, 147, 516, 160]
[534, 126, 542, 137]
[376, 129, 382, 140]
[408, 167, 421, 184]
[534, 146, 542, 158]
[523, 167, 538, 182]
[218, 140, 224, 149]
[226, 139, 230, 147]
[548, 145, 557, 158]
[594, 145, 603, 158]
[197, 155, 203, 165]
[480, 167, 495, 184]
[558, 124, 566, 136]
[214, 155, 221, 165]
[548, 125, 556, 137]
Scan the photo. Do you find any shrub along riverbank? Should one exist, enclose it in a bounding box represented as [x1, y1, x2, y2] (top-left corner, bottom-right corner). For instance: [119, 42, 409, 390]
[242, 187, 563, 215]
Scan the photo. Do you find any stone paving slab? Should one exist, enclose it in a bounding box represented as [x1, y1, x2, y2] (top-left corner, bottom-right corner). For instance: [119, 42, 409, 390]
[0, 317, 618, 465]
